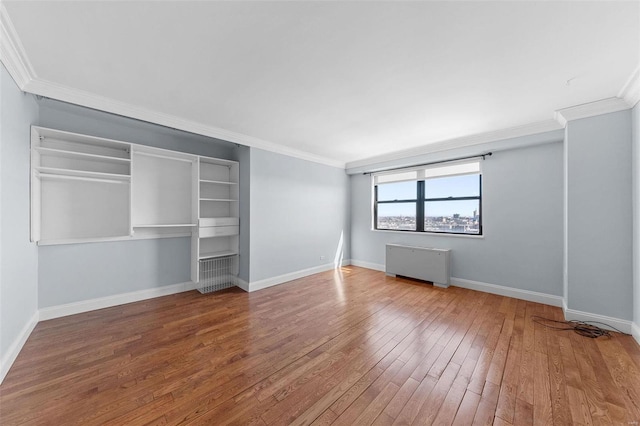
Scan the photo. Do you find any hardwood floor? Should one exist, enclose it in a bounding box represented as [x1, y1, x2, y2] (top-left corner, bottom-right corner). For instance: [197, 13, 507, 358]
[1, 266, 639, 425]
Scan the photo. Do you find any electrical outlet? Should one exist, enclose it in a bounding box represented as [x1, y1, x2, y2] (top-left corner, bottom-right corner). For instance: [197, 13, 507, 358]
[320, 255, 325, 260]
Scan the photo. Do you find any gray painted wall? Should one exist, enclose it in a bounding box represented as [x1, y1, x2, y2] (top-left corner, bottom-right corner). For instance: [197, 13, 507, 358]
[0, 65, 39, 362]
[39, 238, 190, 306]
[238, 145, 251, 282]
[633, 103, 639, 327]
[566, 110, 632, 320]
[350, 141, 564, 296]
[249, 148, 350, 282]
[36, 99, 242, 308]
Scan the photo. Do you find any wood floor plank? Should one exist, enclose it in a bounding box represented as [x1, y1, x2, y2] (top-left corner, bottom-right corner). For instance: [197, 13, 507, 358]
[411, 361, 461, 424]
[472, 381, 500, 425]
[451, 389, 481, 425]
[566, 385, 593, 426]
[341, 382, 399, 426]
[545, 320, 572, 425]
[494, 332, 522, 423]
[532, 350, 553, 425]
[567, 331, 613, 425]
[513, 397, 533, 426]
[595, 336, 640, 420]
[390, 375, 438, 425]
[380, 377, 420, 421]
[1, 266, 639, 426]
[516, 303, 536, 406]
[430, 378, 467, 425]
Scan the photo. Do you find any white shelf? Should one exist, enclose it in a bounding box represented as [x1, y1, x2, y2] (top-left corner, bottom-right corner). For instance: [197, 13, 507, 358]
[199, 158, 237, 167]
[37, 235, 132, 246]
[200, 225, 238, 238]
[199, 250, 238, 260]
[36, 147, 131, 163]
[199, 217, 239, 227]
[200, 198, 238, 202]
[200, 179, 237, 185]
[34, 127, 132, 164]
[132, 224, 196, 228]
[36, 167, 130, 182]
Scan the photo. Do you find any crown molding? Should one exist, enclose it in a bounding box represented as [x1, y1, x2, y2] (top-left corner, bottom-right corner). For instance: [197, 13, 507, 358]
[618, 66, 640, 108]
[24, 78, 346, 169]
[555, 97, 632, 125]
[345, 119, 563, 171]
[0, 4, 36, 88]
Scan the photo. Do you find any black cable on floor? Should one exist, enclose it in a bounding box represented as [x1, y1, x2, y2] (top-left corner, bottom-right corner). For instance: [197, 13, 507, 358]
[531, 315, 628, 339]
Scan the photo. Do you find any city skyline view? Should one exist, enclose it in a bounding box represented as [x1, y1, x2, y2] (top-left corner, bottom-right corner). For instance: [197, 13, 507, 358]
[377, 212, 480, 234]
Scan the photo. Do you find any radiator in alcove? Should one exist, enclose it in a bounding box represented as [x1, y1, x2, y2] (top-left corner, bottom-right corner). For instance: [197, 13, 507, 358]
[198, 255, 238, 293]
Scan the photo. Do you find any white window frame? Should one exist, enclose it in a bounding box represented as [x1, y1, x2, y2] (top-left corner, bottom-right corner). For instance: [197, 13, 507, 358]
[372, 160, 483, 235]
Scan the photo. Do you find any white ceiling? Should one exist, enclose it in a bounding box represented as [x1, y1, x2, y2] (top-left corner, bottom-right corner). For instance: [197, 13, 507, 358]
[2, 1, 639, 167]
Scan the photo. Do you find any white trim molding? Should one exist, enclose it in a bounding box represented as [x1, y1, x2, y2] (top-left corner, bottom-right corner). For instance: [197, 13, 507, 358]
[235, 278, 250, 292]
[349, 262, 564, 307]
[346, 120, 563, 172]
[632, 322, 640, 346]
[563, 306, 633, 335]
[39, 281, 196, 321]
[555, 97, 632, 126]
[0, 4, 35, 88]
[619, 66, 640, 108]
[450, 277, 564, 307]
[350, 259, 385, 272]
[0, 310, 39, 385]
[248, 260, 351, 292]
[24, 79, 345, 169]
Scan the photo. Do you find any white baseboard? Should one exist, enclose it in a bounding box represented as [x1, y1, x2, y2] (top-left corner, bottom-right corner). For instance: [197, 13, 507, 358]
[39, 281, 196, 321]
[562, 306, 633, 334]
[248, 260, 351, 292]
[1, 310, 39, 385]
[450, 277, 564, 307]
[350, 259, 385, 272]
[350, 261, 562, 306]
[235, 278, 250, 292]
[631, 322, 640, 346]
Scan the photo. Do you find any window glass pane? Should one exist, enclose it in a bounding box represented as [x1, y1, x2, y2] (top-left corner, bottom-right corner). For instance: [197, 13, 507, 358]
[377, 181, 417, 201]
[424, 200, 480, 234]
[424, 174, 479, 199]
[377, 203, 416, 230]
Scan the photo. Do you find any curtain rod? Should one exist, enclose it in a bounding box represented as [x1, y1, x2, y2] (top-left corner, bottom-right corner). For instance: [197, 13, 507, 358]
[363, 152, 492, 175]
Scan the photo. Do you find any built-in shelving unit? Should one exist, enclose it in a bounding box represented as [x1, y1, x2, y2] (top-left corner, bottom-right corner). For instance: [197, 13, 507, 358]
[31, 126, 240, 292]
[31, 127, 132, 244]
[191, 157, 239, 290]
[131, 147, 197, 230]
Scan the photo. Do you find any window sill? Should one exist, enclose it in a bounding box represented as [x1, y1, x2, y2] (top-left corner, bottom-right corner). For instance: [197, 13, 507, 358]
[371, 229, 484, 239]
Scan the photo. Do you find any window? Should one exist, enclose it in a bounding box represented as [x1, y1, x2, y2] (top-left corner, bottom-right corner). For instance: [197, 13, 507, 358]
[373, 161, 482, 235]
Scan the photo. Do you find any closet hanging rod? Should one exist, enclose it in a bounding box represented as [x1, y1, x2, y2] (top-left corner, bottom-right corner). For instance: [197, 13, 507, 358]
[133, 150, 194, 163]
[37, 173, 129, 185]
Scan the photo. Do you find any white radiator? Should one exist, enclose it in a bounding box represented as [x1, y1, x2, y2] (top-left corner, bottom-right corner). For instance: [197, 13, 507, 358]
[385, 244, 451, 288]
